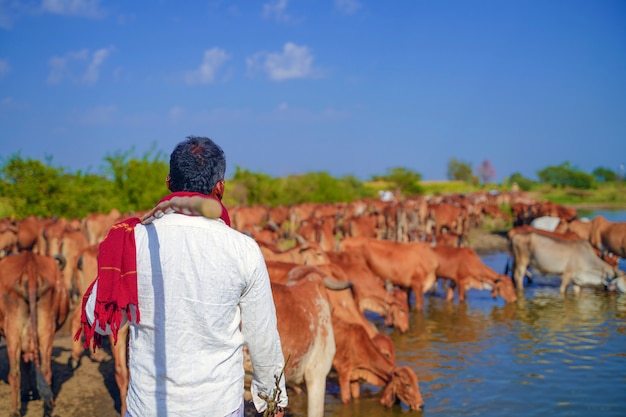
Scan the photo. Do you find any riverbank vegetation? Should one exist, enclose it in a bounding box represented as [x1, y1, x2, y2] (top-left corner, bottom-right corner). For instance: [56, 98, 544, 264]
[1, 149, 624, 219]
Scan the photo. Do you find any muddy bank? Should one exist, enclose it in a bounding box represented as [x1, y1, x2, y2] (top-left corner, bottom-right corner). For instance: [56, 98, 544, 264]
[467, 228, 510, 255]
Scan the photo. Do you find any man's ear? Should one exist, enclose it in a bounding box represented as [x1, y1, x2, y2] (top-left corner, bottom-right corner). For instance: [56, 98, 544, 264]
[166, 174, 172, 191]
[212, 179, 225, 200]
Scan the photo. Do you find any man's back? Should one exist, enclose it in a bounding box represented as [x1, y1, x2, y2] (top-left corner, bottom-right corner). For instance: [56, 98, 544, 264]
[127, 213, 283, 416]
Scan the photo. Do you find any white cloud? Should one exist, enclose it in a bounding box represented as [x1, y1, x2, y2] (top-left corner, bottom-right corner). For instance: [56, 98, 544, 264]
[41, 0, 105, 18]
[82, 46, 114, 83]
[184, 48, 231, 85]
[247, 42, 321, 81]
[262, 0, 291, 22]
[47, 46, 113, 84]
[334, 0, 361, 14]
[0, 59, 10, 76]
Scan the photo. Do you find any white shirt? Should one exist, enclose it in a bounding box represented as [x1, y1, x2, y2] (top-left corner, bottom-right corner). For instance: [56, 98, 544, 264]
[87, 213, 287, 416]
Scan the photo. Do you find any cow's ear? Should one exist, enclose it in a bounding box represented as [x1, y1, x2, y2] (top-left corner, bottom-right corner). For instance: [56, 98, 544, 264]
[54, 254, 67, 271]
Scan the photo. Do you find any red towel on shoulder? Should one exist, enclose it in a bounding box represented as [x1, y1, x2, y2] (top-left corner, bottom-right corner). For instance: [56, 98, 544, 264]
[75, 192, 230, 348]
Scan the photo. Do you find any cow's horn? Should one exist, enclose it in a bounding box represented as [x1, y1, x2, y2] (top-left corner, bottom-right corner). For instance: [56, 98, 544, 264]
[323, 276, 353, 291]
[294, 234, 309, 249]
[54, 254, 67, 271]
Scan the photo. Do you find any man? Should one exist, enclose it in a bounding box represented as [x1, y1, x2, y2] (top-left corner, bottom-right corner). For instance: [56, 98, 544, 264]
[80, 136, 287, 416]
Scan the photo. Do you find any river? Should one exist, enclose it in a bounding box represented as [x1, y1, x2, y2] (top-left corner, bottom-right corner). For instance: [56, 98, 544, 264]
[312, 209, 626, 417]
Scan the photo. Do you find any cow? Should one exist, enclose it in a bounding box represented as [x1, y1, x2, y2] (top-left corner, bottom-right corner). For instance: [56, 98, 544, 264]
[0, 219, 19, 257]
[509, 225, 620, 269]
[555, 217, 592, 241]
[338, 236, 439, 312]
[0, 251, 70, 417]
[331, 317, 424, 411]
[508, 229, 623, 293]
[296, 216, 337, 252]
[245, 271, 350, 417]
[590, 215, 626, 259]
[17, 215, 47, 253]
[325, 250, 410, 333]
[83, 208, 121, 245]
[258, 236, 331, 266]
[432, 246, 517, 303]
[266, 262, 396, 360]
[428, 202, 466, 236]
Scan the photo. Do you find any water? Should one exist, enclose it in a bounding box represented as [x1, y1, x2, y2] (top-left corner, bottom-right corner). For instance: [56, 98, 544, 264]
[314, 209, 626, 417]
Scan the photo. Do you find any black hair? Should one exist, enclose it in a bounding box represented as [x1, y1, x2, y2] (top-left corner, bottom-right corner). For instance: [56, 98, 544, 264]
[168, 136, 226, 195]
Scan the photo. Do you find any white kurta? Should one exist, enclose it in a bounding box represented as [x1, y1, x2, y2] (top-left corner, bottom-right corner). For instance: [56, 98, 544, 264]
[87, 213, 287, 416]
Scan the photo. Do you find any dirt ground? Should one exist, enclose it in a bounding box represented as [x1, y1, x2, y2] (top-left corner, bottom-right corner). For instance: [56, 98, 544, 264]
[0, 229, 508, 417]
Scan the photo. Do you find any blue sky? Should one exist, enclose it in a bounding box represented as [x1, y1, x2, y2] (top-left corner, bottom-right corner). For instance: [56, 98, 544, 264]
[1, 0, 625, 182]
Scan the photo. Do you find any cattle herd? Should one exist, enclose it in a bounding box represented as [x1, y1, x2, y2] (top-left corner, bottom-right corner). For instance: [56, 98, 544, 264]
[1, 190, 625, 417]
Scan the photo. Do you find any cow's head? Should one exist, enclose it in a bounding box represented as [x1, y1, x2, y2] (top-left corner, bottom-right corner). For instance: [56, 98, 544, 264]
[384, 300, 409, 333]
[492, 275, 517, 303]
[607, 273, 626, 293]
[380, 366, 424, 411]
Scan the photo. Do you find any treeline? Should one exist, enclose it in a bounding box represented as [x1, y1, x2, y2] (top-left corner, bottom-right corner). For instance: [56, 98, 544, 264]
[0, 149, 622, 220]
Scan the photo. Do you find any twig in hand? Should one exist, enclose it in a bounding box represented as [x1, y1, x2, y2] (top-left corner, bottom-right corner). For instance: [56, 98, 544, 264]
[258, 354, 290, 417]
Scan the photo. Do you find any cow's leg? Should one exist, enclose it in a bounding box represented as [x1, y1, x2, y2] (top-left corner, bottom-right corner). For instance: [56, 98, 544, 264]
[304, 370, 328, 417]
[69, 305, 84, 368]
[445, 280, 456, 302]
[112, 322, 130, 416]
[559, 273, 572, 294]
[38, 312, 56, 417]
[5, 306, 23, 417]
[457, 282, 467, 303]
[337, 371, 353, 403]
[350, 381, 361, 399]
[513, 259, 528, 290]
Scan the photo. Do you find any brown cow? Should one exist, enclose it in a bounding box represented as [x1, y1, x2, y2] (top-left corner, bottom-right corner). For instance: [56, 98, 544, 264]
[590, 215, 626, 259]
[296, 215, 337, 252]
[83, 208, 121, 245]
[555, 218, 592, 241]
[266, 262, 395, 360]
[331, 317, 424, 410]
[428, 202, 465, 236]
[0, 252, 70, 417]
[17, 215, 47, 253]
[325, 250, 409, 333]
[339, 237, 439, 312]
[432, 246, 517, 303]
[258, 236, 331, 265]
[0, 219, 18, 257]
[263, 272, 349, 417]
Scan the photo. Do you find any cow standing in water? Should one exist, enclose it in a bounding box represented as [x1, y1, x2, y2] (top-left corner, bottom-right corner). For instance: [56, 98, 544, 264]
[0, 251, 70, 417]
[509, 229, 623, 293]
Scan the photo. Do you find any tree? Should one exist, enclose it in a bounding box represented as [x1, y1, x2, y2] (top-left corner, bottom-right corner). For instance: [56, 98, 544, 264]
[446, 158, 476, 184]
[536, 161, 595, 189]
[371, 167, 423, 196]
[505, 172, 535, 191]
[476, 159, 496, 184]
[592, 166, 616, 183]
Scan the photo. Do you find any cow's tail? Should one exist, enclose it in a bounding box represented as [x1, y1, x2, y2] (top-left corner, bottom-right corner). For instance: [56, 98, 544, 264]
[28, 258, 54, 411]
